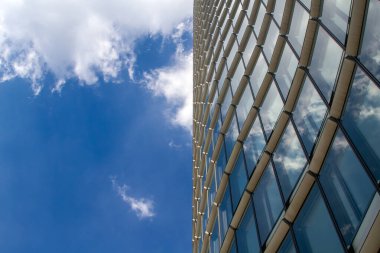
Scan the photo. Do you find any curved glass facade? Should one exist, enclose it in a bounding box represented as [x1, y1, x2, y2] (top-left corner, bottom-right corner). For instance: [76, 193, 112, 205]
[193, 0, 380, 252]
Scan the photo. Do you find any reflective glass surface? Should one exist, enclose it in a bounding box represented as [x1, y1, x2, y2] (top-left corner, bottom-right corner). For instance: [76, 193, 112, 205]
[253, 163, 283, 243]
[300, 0, 311, 10]
[221, 85, 233, 118]
[249, 53, 267, 95]
[210, 217, 220, 253]
[263, 20, 279, 61]
[236, 202, 261, 253]
[359, 0, 380, 82]
[219, 183, 233, 239]
[321, 0, 351, 43]
[309, 26, 343, 101]
[227, 40, 239, 69]
[278, 231, 297, 253]
[273, 0, 286, 25]
[229, 151, 248, 210]
[225, 115, 240, 156]
[342, 67, 380, 180]
[237, 16, 249, 43]
[288, 1, 309, 55]
[293, 77, 327, 155]
[231, 59, 245, 95]
[294, 186, 345, 253]
[276, 43, 298, 98]
[243, 117, 266, 176]
[320, 129, 376, 245]
[273, 122, 307, 200]
[253, 3, 265, 36]
[216, 140, 227, 185]
[236, 85, 254, 129]
[260, 81, 284, 138]
[242, 31, 257, 66]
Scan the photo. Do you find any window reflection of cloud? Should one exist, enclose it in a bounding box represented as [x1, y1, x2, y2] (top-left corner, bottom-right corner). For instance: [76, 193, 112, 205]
[250, 53, 267, 95]
[236, 86, 254, 127]
[309, 27, 343, 100]
[360, 0, 380, 81]
[244, 119, 266, 174]
[261, 83, 283, 135]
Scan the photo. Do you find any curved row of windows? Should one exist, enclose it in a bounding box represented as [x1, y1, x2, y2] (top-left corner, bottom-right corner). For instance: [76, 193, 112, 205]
[193, 0, 380, 252]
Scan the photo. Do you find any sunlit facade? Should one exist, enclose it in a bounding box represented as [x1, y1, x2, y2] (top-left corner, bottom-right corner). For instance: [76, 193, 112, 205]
[192, 0, 380, 252]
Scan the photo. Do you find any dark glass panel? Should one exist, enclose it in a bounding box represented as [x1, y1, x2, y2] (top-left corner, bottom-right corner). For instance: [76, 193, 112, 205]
[320, 129, 376, 245]
[236, 202, 261, 253]
[230, 151, 248, 210]
[294, 185, 345, 253]
[341, 67, 380, 181]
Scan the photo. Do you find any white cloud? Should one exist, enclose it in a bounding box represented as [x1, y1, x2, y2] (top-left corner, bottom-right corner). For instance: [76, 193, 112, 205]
[111, 178, 155, 219]
[0, 0, 192, 93]
[142, 21, 193, 133]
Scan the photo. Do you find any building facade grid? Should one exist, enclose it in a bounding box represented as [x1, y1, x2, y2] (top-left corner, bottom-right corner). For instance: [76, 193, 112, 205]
[193, 0, 380, 252]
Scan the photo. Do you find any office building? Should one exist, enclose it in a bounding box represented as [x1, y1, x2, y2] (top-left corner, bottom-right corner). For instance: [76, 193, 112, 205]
[192, 0, 380, 252]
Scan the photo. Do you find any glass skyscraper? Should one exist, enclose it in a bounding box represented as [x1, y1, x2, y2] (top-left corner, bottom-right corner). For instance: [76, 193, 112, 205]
[192, 0, 380, 252]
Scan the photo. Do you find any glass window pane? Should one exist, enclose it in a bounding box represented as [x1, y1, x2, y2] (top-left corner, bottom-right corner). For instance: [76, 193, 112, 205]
[293, 77, 327, 155]
[219, 183, 233, 240]
[230, 151, 248, 210]
[236, 202, 261, 253]
[253, 3, 265, 36]
[273, 122, 308, 200]
[236, 85, 254, 129]
[263, 20, 279, 61]
[243, 117, 266, 176]
[278, 231, 297, 253]
[260, 81, 284, 138]
[253, 163, 283, 243]
[242, 30, 257, 66]
[221, 84, 233, 118]
[309, 26, 343, 101]
[342, 67, 380, 181]
[294, 185, 345, 253]
[320, 129, 376, 245]
[320, 0, 351, 43]
[237, 16, 249, 44]
[249, 53, 267, 95]
[300, 0, 311, 10]
[231, 59, 245, 95]
[359, 0, 380, 83]
[210, 216, 220, 253]
[227, 39, 239, 69]
[273, 0, 286, 25]
[225, 114, 239, 156]
[216, 140, 227, 186]
[276, 43, 298, 98]
[288, 1, 309, 55]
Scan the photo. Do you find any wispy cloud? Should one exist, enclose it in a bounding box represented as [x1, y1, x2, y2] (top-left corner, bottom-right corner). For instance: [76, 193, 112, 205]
[0, 0, 192, 94]
[142, 21, 193, 133]
[111, 177, 155, 219]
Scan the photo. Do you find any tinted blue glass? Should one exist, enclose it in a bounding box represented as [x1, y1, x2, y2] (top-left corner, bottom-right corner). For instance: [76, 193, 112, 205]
[278, 231, 297, 253]
[249, 53, 267, 95]
[342, 66, 380, 181]
[359, 0, 380, 82]
[321, 0, 351, 43]
[288, 1, 309, 55]
[260, 81, 284, 138]
[236, 85, 254, 129]
[253, 163, 283, 243]
[294, 185, 345, 253]
[276, 43, 298, 98]
[210, 216, 220, 253]
[243, 117, 266, 176]
[320, 129, 375, 245]
[208, 170, 217, 210]
[225, 115, 239, 156]
[213, 114, 222, 146]
[219, 184, 233, 240]
[273, 122, 307, 200]
[216, 140, 227, 186]
[293, 77, 327, 155]
[309, 26, 343, 101]
[221, 85, 233, 119]
[229, 151, 248, 210]
[236, 202, 261, 253]
[263, 20, 279, 61]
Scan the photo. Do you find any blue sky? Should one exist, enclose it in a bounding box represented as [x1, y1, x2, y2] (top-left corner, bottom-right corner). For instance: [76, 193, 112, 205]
[0, 1, 193, 252]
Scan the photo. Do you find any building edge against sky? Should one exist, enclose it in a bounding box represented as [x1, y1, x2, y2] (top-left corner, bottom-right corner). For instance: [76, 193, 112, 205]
[192, 0, 380, 252]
